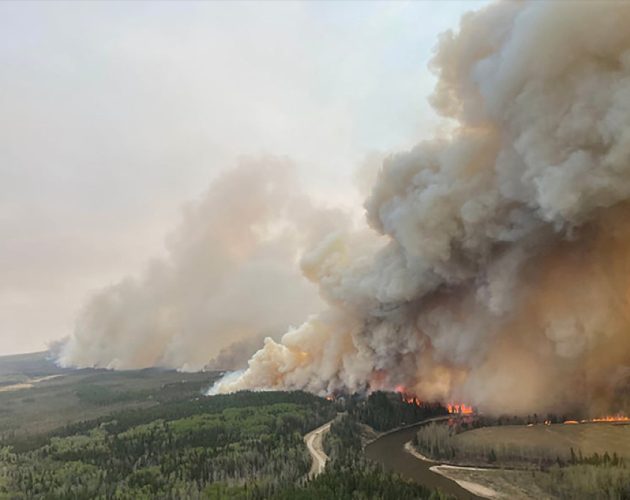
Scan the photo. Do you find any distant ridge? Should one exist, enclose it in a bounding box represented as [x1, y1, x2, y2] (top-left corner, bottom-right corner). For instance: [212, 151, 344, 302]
[0, 350, 66, 377]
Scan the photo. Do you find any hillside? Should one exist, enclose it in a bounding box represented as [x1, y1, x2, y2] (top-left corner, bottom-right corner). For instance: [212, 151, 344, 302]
[0, 352, 218, 439]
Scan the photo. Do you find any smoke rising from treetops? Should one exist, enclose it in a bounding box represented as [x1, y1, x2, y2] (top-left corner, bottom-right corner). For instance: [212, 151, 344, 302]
[210, 1, 630, 414]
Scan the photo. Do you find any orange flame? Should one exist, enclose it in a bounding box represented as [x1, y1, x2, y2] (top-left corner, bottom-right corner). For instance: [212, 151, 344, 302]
[587, 414, 630, 423]
[563, 414, 630, 424]
[394, 385, 422, 405]
[447, 403, 474, 415]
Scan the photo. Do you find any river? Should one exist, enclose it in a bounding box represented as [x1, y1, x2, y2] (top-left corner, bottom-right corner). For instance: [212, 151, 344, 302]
[364, 421, 484, 500]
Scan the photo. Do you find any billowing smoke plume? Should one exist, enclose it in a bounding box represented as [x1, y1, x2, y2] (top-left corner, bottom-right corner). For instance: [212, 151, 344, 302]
[212, 1, 630, 415]
[57, 157, 346, 371]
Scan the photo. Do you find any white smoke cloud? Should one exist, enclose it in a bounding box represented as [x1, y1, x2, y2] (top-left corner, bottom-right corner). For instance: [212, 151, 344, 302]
[58, 157, 348, 370]
[211, 1, 630, 414]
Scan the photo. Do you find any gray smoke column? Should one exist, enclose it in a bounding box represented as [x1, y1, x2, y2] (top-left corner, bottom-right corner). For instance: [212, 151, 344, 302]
[57, 157, 346, 371]
[211, 1, 630, 415]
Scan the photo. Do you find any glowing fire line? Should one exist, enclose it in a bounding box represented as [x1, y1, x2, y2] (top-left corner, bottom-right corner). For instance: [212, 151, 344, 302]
[447, 403, 474, 415]
[563, 414, 630, 424]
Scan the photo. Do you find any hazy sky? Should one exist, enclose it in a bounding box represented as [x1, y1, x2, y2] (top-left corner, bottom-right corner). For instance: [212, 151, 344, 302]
[0, 1, 488, 356]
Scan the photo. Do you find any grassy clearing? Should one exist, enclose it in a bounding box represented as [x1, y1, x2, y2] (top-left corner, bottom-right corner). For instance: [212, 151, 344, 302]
[452, 423, 630, 463]
[416, 422, 630, 467]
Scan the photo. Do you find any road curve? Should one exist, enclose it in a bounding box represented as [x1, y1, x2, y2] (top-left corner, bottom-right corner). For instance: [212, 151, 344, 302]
[304, 419, 334, 477]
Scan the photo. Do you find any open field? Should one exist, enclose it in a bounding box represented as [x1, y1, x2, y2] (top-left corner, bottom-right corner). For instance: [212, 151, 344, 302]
[453, 423, 630, 462]
[0, 352, 219, 438]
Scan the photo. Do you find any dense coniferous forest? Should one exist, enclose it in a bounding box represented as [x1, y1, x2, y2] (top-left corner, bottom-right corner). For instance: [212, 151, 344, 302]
[0, 385, 449, 499]
[348, 391, 448, 431]
[1, 391, 334, 498]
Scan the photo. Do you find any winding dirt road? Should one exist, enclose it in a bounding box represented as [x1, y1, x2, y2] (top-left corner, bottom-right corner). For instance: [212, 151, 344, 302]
[304, 419, 334, 477]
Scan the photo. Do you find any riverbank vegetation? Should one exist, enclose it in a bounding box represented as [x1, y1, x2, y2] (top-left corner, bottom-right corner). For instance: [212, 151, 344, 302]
[414, 422, 630, 499]
[414, 422, 563, 466]
[319, 414, 452, 500]
[415, 421, 630, 466]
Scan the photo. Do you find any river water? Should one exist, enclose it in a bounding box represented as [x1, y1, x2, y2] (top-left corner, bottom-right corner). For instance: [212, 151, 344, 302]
[364, 422, 484, 500]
